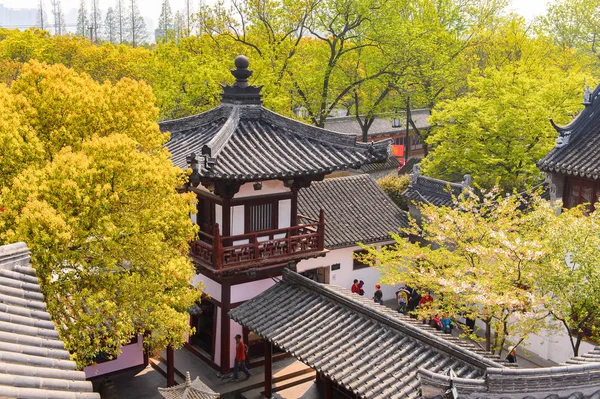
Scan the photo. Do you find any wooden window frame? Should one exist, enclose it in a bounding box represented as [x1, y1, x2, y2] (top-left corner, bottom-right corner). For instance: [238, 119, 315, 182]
[353, 249, 371, 270]
[564, 177, 600, 210]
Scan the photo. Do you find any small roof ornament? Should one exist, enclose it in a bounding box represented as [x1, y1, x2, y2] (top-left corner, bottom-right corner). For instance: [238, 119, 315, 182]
[231, 55, 252, 88]
[221, 55, 263, 105]
[583, 81, 592, 106]
[158, 371, 219, 399]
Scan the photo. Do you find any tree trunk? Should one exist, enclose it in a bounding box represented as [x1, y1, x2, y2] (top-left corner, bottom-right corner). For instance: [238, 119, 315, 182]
[485, 318, 492, 352]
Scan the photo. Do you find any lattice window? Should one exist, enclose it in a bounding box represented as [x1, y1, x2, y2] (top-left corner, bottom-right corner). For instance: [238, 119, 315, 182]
[249, 203, 274, 232]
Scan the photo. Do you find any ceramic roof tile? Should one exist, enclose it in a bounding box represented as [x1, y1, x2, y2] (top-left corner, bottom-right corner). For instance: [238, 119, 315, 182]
[538, 84, 600, 179]
[162, 106, 390, 182]
[297, 175, 408, 249]
[324, 110, 431, 138]
[229, 270, 502, 399]
[0, 243, 99, 399]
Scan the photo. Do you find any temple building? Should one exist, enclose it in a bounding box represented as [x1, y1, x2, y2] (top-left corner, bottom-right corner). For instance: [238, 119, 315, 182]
[159, 56, 390, 374]
[231, 269, 600, 399]
[325, 109, 430, 162]
[538, 82, 600, 209]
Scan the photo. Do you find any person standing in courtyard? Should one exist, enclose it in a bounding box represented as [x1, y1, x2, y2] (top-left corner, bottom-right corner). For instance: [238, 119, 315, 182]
[373, 284, 383, 305]
[506, 346, 517, 363]
[233, 334, 251, 381]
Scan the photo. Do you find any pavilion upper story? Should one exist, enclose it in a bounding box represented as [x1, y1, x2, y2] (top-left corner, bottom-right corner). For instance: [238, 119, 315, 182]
[160, 56, 391, 277]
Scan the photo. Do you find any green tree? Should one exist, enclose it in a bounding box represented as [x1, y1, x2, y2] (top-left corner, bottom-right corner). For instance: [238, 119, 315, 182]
[0, 61, 201, 367]
[104, 7, 118, 43]
[423, 17, 592, 192]
[362, 190, 549, 354]
[157, 0, 174, 41]
[76, 0, 89, 37]
[127, 0, 148, 47]
[377, 174, 409, 210]
[539, 203, 600, 356]
[540, 0, 600, 57]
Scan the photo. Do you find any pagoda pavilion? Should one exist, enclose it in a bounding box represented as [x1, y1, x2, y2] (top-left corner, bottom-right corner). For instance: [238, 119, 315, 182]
[159, 56, 390, 374]
[539, 83, 600, 209]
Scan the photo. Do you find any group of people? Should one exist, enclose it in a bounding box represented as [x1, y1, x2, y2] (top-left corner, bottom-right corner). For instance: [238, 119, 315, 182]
[351, 280, 385, 305]
[395, 286, 454, 334]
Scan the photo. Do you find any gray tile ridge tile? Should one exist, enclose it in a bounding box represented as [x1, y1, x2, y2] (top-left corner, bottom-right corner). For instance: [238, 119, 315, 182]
[0, 302, 52, 322]
[0, 308, 56, 330]
[0, 372, 93, 392]
[0, 341, 70, 361]
[0, 330, 65, 350]
[0, 276, 42, 293]
[0, 350, 76, 370]
[0, 283, 45, 302]
[0, 268, 40, 285]
[0, 319, 60, 340]
[0, 361, 87, 381]
[0, 292, 47, 312]
[0, 385, 100, 399]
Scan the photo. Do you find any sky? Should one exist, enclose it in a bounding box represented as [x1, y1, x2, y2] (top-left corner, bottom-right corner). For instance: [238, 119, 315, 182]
[0, 0, 551, 30]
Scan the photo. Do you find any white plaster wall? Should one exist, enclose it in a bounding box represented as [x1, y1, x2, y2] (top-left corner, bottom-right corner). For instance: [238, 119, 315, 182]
[231, 205, 247, 245]
[231, 278, 277, 303]
[234, 180, 290, 198]
[215, 204, 222, 228]
[296, 245, 397, 301]
[190, 213, 197, 224]
[83, 336, 144, 378]
[524, 324, 595, 364]
[214, 307, 222, 366]
[193, 273, 221, 303]
[279, 199, 291, 229]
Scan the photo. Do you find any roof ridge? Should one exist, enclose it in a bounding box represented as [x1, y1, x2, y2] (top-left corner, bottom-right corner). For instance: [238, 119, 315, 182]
[282, 269, 502, 370]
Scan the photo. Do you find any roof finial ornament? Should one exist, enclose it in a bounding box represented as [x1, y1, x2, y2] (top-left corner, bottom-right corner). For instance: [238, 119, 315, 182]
[583, 79, 592, 106]
[231, 55, 253, 88]
[410, 164, 420, 184]
[461, 174, 472, 188]
[185, 153, 202, 188]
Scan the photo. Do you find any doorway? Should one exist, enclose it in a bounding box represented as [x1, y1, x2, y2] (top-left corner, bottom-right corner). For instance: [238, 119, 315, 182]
[300, 266, 330, 284]
[189, 300, 216, 357]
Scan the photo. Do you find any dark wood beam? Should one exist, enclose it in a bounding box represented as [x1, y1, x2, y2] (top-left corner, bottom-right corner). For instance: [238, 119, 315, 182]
[166, 345, 175, 387]
[220, 281, 231, 374]
[324, 377, 332, 399]
[264, 341, 273, 398]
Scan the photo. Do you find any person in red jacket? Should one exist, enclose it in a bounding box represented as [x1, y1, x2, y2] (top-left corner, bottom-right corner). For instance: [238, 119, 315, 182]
[351, 279, 360, 294]
[233, 334, 251, 381]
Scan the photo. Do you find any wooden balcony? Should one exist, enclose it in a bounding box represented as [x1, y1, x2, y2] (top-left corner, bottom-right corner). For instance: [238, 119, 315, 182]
[190, 210, 326, 273]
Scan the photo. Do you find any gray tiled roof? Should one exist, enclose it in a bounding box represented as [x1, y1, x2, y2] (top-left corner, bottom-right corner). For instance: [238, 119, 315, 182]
[297, 175, 408, 249]
[0, 242, 99, 399]
[398, 158, 421, 175]
[229, 269, 502, 399]
[420, 348, 600, 399]
[325, 110, 431, 138]
[403, 173, 468, 207]
[538, 84, 600, 179]
[355, 155, 402, 174]
[158, 372, 219, 399]
[161, 105, 390, 182]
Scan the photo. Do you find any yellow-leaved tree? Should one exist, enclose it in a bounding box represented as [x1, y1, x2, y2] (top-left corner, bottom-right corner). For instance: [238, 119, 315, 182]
[0, 61, 200, 367]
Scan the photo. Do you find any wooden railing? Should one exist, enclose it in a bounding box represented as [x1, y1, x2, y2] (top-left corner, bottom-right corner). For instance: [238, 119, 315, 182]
[190, 210, 325, 271]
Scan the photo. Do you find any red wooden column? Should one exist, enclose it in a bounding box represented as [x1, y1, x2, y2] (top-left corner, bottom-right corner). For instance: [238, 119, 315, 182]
[264, 340, 273, 398]
[219, 281, 231, 374]
[323, 377, 332, 399]
[166, 345, 175, 387]
[318, 209, 326, 250]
